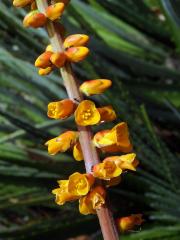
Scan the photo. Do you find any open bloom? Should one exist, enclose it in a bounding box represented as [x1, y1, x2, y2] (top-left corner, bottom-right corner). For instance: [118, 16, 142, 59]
[117, 214, 144, 232]
[104, 153, 138, 171]
[68, 172, 95, 196]
[65, 47, 89, 62]
[80, 79, 112, 96]
[73, 142, 83, 161]
[93, 122, 133, 153]
[45, 131, 78, 155]
[93, 160, 122, 180]
[45, 3, 65, 21]
[47, 99, 75, 119]
[98, 106, 117, 123]
[64, 34, 89, 48]
[23, 10, 47, 28]
[75, 100, 100, 126]
[52, 180, 78, 205]
[79, 186, 106, 215]
[13, 0, 33, 7]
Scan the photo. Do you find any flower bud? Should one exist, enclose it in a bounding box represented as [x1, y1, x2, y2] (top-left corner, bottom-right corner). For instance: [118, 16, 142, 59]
[98, 106, 117, 123]
[73, 142, 83, 161]
[117, 214, 144, 232]
[35, 51, 52, 68]
[45, 3, 65, 21]
[23, 10, 47, 28]
[65, 47, 89, 62]
[64, 34, 89, 48]
[38, 67, 53, 76]
[46, 45, 53, 52]
[50, 52, 67, 68]
[13, 0, 33, 7]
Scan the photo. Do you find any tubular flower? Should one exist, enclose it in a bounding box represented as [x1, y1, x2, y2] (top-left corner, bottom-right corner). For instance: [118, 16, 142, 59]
[75, 100, 100, 126]
[52, 180, 79, 205]
[45, 131, 79, 155]
[23, 10, 47, 28]
[68, 172, 95, 196]
[73, 142, 83, 161]
[98, 106, 117, 123]
[79, 186, 106, 215]
[104, 153, 138, 171]
[79, 79, 112, 96]
[50, 52, 67, 68]
[93, 122, 133, 153]
[64, 34, 89, 48]
[45, 3, 65, 21]
[35, 51, 52, 68]
[13, 0, 33, 7]
[65, 47, 90, 62]
[117, 214, 144, 232]
[93, 160, 122, 180]
[38, 67, 53, 76]
[47, 99, 75, 119]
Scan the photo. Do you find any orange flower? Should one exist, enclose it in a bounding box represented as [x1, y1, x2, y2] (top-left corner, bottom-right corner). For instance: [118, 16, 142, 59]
[79, 186, 106, 215]
[117, 214, 144, 232]
[52, 180, 78, 205]
[45, 131, 78, 155]
[68, 172, 95, 196]
[23, 10, 47, 28]
[98, 106, 117, 123]
[45, 3, 65, 21]
[38, 67, 53, 76]
[65, 47, 89, 62]
[35, 51, 52, 68]
[73, 142, 83, 161]
[75, 100, 100, 126]
[93, 160, 122, 180]
[47, 99, 75, 119]
[104, 153, 138, 171]
[50, 52, 67, 68]
[79, 79, 112, 96]
[63, 34, 89, 48]
[93, 122, 133, 153]
[13, 0, 33, 7]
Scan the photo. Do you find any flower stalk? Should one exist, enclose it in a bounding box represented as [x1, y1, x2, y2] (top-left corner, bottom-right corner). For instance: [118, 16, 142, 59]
[36, 1, 119, 239]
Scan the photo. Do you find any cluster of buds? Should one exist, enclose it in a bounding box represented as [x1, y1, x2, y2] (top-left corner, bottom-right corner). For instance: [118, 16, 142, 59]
[35, 34, 90, 75]
[13, 0, 143, 231]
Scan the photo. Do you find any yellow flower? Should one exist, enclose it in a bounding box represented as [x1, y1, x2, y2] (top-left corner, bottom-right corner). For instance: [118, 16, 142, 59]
[93, 122, 133, 153]
[52, 180, 78, 205]
[68, 172, 95, 196]
[93, 161, 122, 180]
[65, 47, 89, 62]
[38, 66, 53, 76]
[47, 99, 75, 120]
[79, 79, 112, 96]
[45, 3, 65, 21]
[104, 153, 138, 171]
[13, 0, 33, 7]
[117, 214, 144, 232]
[73, 142, 83, 161]
[98, 105, 117, 123]
[23, 10, 47, 28]
[63, 34, 89, 48]
[75, 100, 100, 126]
[79, 186, 106, 215]
[45, 131, 78, 155]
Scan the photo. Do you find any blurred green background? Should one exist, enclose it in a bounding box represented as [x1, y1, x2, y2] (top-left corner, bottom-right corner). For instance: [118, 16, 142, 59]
[0, 0, 180, 239]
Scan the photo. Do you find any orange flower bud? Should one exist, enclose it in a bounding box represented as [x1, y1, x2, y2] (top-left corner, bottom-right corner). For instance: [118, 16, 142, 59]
[73, 142, 83, 161]
[45, 3, 65, 21]
[13, 0, 33, 7]
[47, 99, 75, 120]
[79, 186, 106, 215]
[63, 34, 89, 48]
[38, 67, 53, 76]
[35, 51, 52, 68]
[79, 79, 112, 96]
[93, 122, 133, 153]
[23, 10, 47, 28]
[45, 131, 78, 155]
[98, 106, 117, 123]
[93, 161, 122, 180]
[117, 214, 144, 232]
[50, 52, 67, 68]
[75, 100, 100, 126]
[68, 172, 95, 196]
[65, 47, 89, 62]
